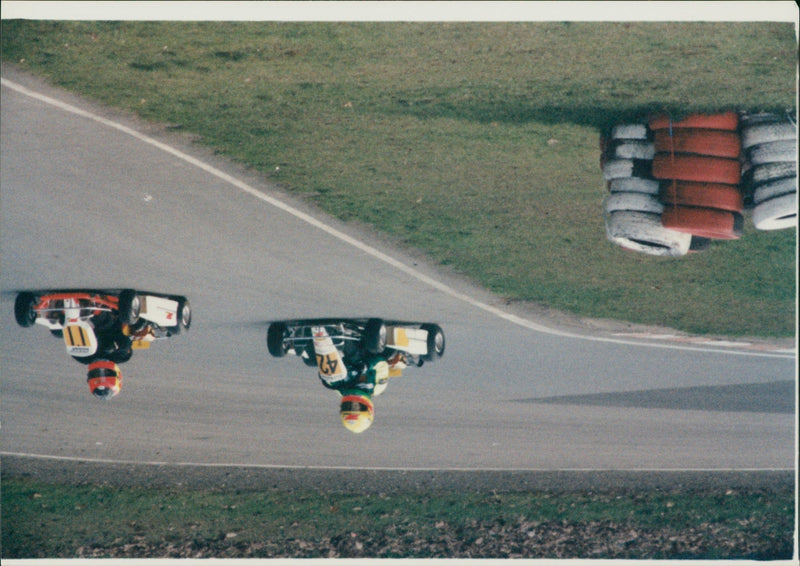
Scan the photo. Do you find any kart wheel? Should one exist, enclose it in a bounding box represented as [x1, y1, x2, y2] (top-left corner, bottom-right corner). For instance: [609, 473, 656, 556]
[364, 318, 387, 355]
[118, 289, 141, 325]
[267, 322, 290, 357]
[302, 342, 318, 367]
[421, 324, 446, 361]
[14, 292, 38, 327]
[171, 298, 192, 334]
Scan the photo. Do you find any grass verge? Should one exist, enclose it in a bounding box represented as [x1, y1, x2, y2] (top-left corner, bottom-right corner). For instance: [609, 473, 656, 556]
[0, 21, 796, 336]
[2, 476, 794, 559]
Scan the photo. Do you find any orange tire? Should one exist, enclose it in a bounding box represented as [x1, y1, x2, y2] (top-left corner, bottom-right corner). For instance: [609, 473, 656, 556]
[653, 129, 741, 159]
[661, 205, 744, 240]
[652, 154, 741, 185]
[649, 111, 739, 132]
[659, 181, 743, 212]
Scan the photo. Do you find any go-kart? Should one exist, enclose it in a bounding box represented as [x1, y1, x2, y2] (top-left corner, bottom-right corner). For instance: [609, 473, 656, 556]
[266, 318, 445, 381]
[14, 288, 191, 358]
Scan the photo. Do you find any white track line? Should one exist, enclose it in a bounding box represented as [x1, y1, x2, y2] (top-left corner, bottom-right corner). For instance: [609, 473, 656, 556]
[1, 451, 792, 473]
[3, 77, 795, 359]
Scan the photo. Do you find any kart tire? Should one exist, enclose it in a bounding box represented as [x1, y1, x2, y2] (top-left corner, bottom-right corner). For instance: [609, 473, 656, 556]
[605, 211, 692, 257]
[604, 192, 664, 214]
[753, 177, 796, 205]
[421, 323, 446, 362]
[608, 176, 660, 195]
[170, 298, 192, 335]
[364, 318, 387, 355]
[747, 140, 797, 166]
[14, 292, 38, 327]
[659, 181, 744, 213]
[118, 289, 141, 326]
[302, 342, 318, 367]
[652, 154, 741, 185]
[649, 111, 739, 132]
[741, 122, 796, 149]
[267, 322, 289, 357]
[653, 129, 741, 158]
[660, 206, 744, 240]
[751, 161, 797, 186]
[611, 123, 649, 140]
[752, 192, 798, 231]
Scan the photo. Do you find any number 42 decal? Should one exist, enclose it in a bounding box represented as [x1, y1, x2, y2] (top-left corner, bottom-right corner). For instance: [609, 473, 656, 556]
[316, 353, 340, 376]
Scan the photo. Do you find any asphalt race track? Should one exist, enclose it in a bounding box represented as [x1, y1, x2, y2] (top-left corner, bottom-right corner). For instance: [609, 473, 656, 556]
[1, 67, 796, 479]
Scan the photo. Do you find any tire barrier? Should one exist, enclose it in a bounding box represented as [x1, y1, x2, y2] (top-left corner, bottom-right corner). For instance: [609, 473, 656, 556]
[599, 109, 796, 255]
[740, 111, 797, 231]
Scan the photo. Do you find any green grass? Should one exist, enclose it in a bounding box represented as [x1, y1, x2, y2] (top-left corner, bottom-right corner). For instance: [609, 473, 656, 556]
[2, 477, 794, 559]
[1, 21, 796, 336]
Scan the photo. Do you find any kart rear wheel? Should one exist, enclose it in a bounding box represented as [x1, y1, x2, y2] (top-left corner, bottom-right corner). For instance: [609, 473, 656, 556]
[421, 323, 446, 362]
[267, 322, 289, 357]
[302, 341, 318, 367]
[14, 292, 38, 327]
[364, 318, 387, 355]
[170, 298, 192, 335]
[118, 289, 141, 326]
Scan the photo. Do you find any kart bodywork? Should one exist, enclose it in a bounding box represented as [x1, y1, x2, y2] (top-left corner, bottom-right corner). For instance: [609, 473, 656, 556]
[14, 288, 191, 357]
[266, 318, 445, 381]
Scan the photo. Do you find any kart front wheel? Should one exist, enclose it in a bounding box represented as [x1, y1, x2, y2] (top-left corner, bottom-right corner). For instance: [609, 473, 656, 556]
[14, 292, 38, 327]
[118, 289, 141, 325]
[364, 318, 387, 355]
[421, 323, 445, 361]
[267, 322, 289, 357]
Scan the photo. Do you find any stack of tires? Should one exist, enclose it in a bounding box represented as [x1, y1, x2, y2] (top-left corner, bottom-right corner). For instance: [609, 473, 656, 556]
[740, 111, 797, 231]
[650, 111, 745, 243]
[601, 109, 797, 257]
[601, 123, 694, 257]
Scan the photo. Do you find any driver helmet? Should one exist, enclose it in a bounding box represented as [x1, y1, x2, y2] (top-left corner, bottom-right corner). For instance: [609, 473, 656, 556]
[340, 394, 374, 433]
[87, 360, 122, 399]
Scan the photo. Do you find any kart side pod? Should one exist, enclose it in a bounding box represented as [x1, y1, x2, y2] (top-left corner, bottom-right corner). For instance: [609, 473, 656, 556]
[387, 327, 429, 356]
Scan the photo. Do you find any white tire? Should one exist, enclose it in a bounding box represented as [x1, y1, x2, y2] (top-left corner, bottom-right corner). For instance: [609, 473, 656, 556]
[748, 140, 797, 165]
[753, 177, 797, 205]
[604, 192, 664, 214]
[751, 161, 797, 185]
[602, 158, 634, 180]
[612, 140, 656, 160]
[605, 211, 691, 257]
[752, 192, 797, 230]
[739, 111, 794, 127]
[608, 176, 660, 195]
[741, 122, 796, 149]
[611, 124, 648, 140]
